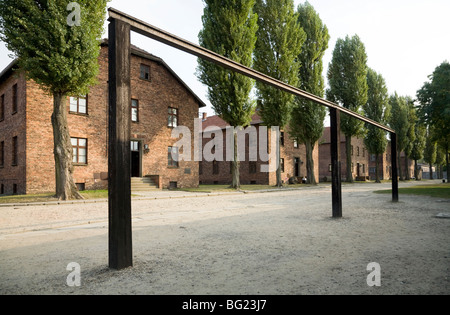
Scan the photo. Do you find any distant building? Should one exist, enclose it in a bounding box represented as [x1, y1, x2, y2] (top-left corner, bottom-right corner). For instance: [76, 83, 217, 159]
[199, 113, 319, 185]
[319, 127, 369, 181]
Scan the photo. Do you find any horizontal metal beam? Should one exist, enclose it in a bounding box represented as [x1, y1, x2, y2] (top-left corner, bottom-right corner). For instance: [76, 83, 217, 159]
[108, 7, 395, 134]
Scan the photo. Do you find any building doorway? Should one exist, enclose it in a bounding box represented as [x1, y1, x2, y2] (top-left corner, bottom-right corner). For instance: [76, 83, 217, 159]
[294, 157, 301, 177]
[131, 141, 141, 178]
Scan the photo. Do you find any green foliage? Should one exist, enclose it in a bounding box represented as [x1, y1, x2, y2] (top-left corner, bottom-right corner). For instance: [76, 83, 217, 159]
[363, 68, 390, 156]
[410, 123, 427, 162]
[0, 0, 109, 96]
[417, 61, 450, 162]
[389, 93, 409, 153]
[197, 0, 258, 127]
[253, 0, 306, 128]
[326, 34, 368, 138]
[289, 1, 329, 145]
[424, 128, 437, 166]
[404, 97, 417, 158]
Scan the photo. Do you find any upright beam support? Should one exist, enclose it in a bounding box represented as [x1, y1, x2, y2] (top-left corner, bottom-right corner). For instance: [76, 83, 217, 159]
[391, 132, 399, 202]
[108, 18, 133, 270]
[330, 108, 342, 218]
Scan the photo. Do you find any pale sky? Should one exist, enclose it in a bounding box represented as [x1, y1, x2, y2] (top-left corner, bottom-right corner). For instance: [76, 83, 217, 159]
[1, 0, 449, 118]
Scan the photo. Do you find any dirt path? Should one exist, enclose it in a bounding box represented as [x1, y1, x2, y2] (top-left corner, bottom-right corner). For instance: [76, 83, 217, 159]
[0, 181, 449, 295]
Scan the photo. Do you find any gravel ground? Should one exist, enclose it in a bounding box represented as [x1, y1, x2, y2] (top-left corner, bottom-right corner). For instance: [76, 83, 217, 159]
[0, 181, 449, 295]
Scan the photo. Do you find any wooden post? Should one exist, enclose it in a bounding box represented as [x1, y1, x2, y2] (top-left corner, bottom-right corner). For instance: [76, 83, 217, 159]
[391, 132, 399, 202]
[330, 108, 342, 218]
[108, 18, 133, 270]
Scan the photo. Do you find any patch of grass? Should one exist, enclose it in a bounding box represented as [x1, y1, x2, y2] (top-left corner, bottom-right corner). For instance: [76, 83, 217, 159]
[180, 184, 311, 193]
[374, 184, 450, 199]
[80, 190, 109, 199]
[0, 190, 109, 204]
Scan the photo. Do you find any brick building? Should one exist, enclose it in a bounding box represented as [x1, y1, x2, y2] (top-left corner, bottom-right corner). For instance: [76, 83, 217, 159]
[319, 127, 369, 182]
[0, 41, 205, 195]
[368, 146, 392, 181]
[199, 113, 319, 185]
[319, 127, 414, 182]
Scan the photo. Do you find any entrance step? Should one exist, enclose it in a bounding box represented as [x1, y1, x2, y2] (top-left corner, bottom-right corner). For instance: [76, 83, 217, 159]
[131, 177, 159, 191]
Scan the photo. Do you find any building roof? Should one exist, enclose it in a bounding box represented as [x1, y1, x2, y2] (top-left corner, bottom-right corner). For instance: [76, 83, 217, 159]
[0, 59, 19, 85]
[202, 112, 264, 131]
[101, 39, 206, 108]
[0, 40, 207, 108]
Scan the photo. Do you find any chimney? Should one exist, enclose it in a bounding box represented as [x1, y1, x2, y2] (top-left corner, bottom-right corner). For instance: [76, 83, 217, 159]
[202, 112, 207, 121]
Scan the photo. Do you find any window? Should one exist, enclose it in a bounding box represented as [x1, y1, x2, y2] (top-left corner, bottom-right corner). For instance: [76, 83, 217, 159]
[70, 95, 88, 114]
[351, 145, 354, 156]
[363, 164, 365, 174]
[168, 146, 179, 168]
[329, 164, 332, 172]
[213, 160, 219, 175]
[12, 136, 18, 166]
[131, 99, 139, 122]
[140, 64, 150, 80]
[12, 84, 18, 114]
[0, 184, 3, 195]
[371, 154, 376, 162]
[71, 138, 87, 164]
[357, 146, 360, 156]
[294, 138, 299, 148]
[0, 94, 4, 121]
[131, 141, 139, 152]
[280, 158, 285, 173]
[280, 132, 285, 146]
[168, 107, 178, 128]
[0, 141, 4, 167]
[249, 161, 257, 174]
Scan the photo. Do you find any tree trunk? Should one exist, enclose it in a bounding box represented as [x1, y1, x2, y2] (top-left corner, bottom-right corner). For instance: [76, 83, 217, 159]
[446, 151, 449, 181]
[51, 92, 83, 200]
[405, 155, 410, 180]
[397, 151, 404, 181]
[414, 159, 419, 180]
[375, 154, 381, 183]
[230, 131, 240, 189]
[429, 162, 433, 180]
[276, 132, 282, 187]
[305, 140, 316, 185]
[345, 135, 353, 183]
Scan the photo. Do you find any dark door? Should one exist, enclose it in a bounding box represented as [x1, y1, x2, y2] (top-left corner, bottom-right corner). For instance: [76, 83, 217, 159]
[294, 157, 300, 177]
[131, 141, 141, 177]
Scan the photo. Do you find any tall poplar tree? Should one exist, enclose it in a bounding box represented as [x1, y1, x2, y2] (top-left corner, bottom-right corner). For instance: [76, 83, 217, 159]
[289, 1, 329, 185]
[0, 0, 108, 200]
[253, 0, 306, 186]
[410, 123, 426, 180]
[197, 0, 258, 189]
[424, 128, 437, 180]
[417, 61, 450, 179]
[389, 93, 409, 181]
[404, 97, 417, 180]
[363, 68, 390, 183]
[327, 35, 368, 182]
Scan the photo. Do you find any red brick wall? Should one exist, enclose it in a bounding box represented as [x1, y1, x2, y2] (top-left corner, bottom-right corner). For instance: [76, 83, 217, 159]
[199, 121, 319, 185]
[319, 127, 369, 181]
[2, 45, 201, 195]
[0, 72, 27, 195]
